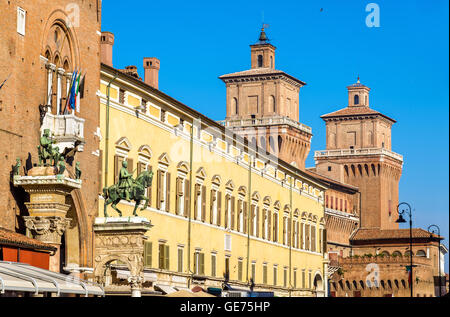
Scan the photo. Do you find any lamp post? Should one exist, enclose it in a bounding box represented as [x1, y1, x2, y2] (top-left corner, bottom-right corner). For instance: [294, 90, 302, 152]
[395, 202, 413, 297]
[427, 224, 441, 297]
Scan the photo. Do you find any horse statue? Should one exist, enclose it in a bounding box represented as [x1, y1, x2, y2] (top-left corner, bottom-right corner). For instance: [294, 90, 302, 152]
[102, 169, 153, 217]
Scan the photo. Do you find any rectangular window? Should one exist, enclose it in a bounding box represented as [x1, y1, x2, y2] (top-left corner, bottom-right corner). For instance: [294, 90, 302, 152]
[325, 195, 328, 208]
[158, 243, 169, 270]
[177, 248, 183, 273]
[144, 241, 152, 268]
[225, 257, 230, 279]
[263, 264, 267, 285]
[211, 254, 216, 277]
[345, 200, 348, 212]
[237, 259, 243, 281]
[194, 252, 205, 275]
[224, 234, 231, 252]
[17, 7, 26, 36]
[283, 267, 287, 287]
[340, 199, 343, 211]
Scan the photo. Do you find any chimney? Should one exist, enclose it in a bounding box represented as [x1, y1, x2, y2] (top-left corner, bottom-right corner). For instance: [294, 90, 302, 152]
[143, 57, 160, 89]
[100, 32, 114, 67]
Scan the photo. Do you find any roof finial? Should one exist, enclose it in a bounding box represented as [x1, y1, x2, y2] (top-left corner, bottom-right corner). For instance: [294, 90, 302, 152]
[258, 23, 270, 43]
[357, 75, 360, 83]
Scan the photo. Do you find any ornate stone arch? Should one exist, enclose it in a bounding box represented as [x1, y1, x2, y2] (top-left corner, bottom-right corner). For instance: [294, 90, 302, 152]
[212, 174, 222, 186]
[177, 161, 189, 174]
[158, 152, 171, 166]
[225, 180, 235, 191]
[138, 145, 152, 160]
[252, 191, 261, 201]
[40, 10, 81, 69]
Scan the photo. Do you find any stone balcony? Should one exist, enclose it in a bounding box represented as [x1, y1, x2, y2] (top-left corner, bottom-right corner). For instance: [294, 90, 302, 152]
[217, 115, 312, 135]
[314, 148, 403, 162]
[41, 113, 85, 152]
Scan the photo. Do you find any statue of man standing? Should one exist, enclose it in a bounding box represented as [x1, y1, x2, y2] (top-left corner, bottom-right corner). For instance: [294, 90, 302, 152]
[118, 160, 134, 202]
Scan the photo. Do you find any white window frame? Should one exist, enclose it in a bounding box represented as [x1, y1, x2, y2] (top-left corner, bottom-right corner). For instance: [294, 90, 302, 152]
[17, 7, 26, 36]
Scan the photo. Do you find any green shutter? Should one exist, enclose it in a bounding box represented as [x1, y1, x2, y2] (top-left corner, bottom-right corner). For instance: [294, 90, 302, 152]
[159, 244, 164, 269]
[144, 241, 152, 268]
[199, 253, 205, 275]
[164, 245, 170, 270]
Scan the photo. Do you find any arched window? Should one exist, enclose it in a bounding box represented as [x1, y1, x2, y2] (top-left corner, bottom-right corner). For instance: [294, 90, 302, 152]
[354, 95, 359, 105]
[257, 55, 263, 67]
[270, 56, 273, 68]
[278, 136, 283, 152]
[269, 95, 276, 112]
[416, 250, 426, 257]
[232, 97, 238, 115]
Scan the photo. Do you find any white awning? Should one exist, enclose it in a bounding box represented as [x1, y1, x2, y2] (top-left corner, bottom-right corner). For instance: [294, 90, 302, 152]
[0, 261, 104, 297]
[154, 284, 177, 294]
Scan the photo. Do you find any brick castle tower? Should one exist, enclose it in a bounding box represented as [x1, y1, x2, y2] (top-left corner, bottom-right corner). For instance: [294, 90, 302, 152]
[314, 78, 403, 230]
[219, 27, 312, 169]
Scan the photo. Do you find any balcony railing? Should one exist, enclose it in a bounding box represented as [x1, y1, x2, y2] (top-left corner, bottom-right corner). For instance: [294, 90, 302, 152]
[314, 148, 403, 162]
[218, 116, 312, 134]
[41, 113, 85, 152]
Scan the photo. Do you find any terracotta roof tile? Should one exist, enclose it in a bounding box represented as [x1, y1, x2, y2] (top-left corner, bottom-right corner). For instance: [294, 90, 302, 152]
[351, 228, 442, 241]
[321, 106, 396, 123]
[0, 227, 56, 251]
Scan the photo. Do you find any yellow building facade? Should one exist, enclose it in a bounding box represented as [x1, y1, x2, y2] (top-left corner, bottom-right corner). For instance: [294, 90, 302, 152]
[98, 64, 328, 297]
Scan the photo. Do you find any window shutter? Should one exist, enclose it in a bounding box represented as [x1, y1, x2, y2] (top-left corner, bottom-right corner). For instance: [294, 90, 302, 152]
[199, 253, 205, 275]
[296, 222, 300, 248]
[147, 165, 152, 206]
[243, 202, 247, 234]
[224, 196, 229, 228]
[137, 162, 143, 175]
[177, 248, 183, 272]
[114, 155, 120, 184]
[144, 242, 152, 267]
[175, 177, 181, 215]
[211, 255, 216, 277]
[184, 179, 190, 218]
[193, 253, 197, 274]
[165, 172, 171, 212]
[164, 245, 170, 270]
[323, 228, 327, 253]
[300, 223, 304, 249]
[194, 184, 199, 220]
[159, 244, 164, 269]
[268, 210, 272, 241]
[201, 185, 206, 222]
[250, 205, 255, 236]
[256, 206, 260, 237]
[282, 217, 286, 245]
[210, 189, 214, 224]
[127, 158, 133, 174]
[231, 196, 235, 230]
[217, 191, 222, 226]
[288, 218, 292, 247]
[156, 170, 162, 210]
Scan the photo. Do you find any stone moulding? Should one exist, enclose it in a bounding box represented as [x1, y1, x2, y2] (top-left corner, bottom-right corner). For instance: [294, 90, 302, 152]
[13, 175, 82, 189]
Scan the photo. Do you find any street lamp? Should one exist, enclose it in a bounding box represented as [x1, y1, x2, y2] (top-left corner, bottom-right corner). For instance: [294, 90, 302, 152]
[395, 202, 414, 297]
[427, 224, 441, 297]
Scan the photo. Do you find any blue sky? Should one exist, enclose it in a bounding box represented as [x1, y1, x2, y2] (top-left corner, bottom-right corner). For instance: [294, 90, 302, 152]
[102, 0, 449, 271]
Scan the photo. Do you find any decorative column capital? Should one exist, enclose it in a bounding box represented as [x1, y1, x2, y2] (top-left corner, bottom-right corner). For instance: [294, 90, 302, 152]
[46, 63, 57, 71]
[57, 68, 66, 76]
[24, 216, 71, 245]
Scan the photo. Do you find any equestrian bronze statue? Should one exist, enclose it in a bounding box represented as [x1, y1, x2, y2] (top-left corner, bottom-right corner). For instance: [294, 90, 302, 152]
[102, 161, 153, 217]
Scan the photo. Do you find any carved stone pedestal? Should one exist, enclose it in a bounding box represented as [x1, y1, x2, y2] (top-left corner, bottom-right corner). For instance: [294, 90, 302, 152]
[13, 167, 81, 272]
[93, 217, 152, 297]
